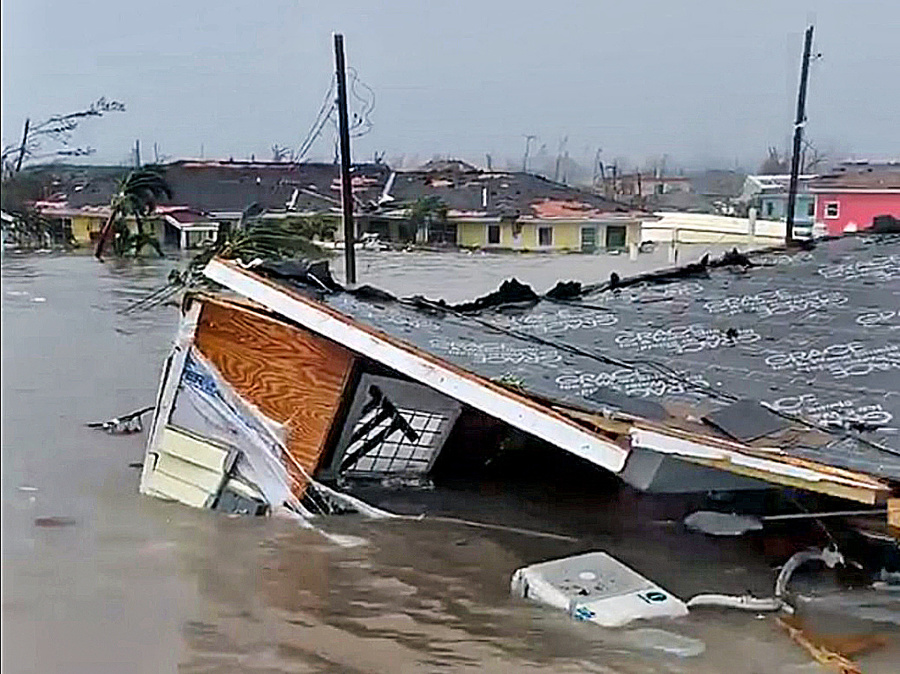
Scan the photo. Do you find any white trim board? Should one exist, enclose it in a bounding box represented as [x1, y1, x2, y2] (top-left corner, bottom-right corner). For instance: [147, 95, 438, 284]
[631, 428, 886, 504]
[203, 259, 629, 473]
[140, 301, 202, 494]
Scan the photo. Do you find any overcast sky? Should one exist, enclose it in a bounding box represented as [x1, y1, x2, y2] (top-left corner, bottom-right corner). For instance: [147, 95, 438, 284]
[2, 0, 898, 170]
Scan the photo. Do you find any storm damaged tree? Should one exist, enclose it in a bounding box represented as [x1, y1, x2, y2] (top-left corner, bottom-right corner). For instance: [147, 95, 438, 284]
[95, 166, 172, 260]
[1, 207, 74, 249]
[1, 98, 125, 177]
[759, 141, 829, 175]
[1, 98, 125, 247]
[121, 205, 335, 314]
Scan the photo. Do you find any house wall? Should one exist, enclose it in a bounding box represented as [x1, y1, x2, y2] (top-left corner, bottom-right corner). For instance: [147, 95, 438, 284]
[551, 223, 581, 250]
[814, 191, 900, 235]
[70, 215, 106, 244]
[458, 221, 489, 247]
[643, 212, 786, 244]
[68, 214, 166, 245]
[759, 194, 815, 224]
[456, 220, 641, 251]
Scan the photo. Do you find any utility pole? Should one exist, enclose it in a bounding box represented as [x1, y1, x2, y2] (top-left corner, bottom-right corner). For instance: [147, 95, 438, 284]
[785, 25, 814, 246]
[334, 33, 356, 285]
[522, 135, 536, 173]
[134, 139, 141, 167]
[15, 118, 30, 172]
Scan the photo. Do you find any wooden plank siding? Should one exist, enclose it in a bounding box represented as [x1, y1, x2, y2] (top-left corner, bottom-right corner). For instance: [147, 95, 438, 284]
[193, 298, 356, 498]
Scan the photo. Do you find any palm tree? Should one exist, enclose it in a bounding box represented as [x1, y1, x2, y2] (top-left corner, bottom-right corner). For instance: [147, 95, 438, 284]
[95, 165, 172, 260]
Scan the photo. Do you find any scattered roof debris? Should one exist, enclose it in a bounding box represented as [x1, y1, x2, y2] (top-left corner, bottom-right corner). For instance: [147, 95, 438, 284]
[703, 399, 790, 442]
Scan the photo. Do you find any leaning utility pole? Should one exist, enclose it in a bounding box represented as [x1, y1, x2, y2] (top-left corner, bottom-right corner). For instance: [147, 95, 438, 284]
[333, 33, 356, 285]
[785, 25, 814, 246]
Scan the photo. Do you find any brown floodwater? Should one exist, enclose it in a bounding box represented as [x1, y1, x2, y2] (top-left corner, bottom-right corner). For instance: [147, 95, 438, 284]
[3, 248, 898, 673]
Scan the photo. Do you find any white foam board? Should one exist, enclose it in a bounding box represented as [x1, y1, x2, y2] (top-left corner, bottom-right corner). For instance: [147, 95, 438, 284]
[511, 551, 688, 627]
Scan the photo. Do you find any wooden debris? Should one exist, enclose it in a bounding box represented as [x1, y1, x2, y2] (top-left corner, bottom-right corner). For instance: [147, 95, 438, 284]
[887, 497, 900, 532]
[777, 615, 887, 674]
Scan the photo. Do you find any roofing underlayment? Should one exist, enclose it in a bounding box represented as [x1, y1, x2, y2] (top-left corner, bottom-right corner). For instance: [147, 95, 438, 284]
[204, 233, 900, 503]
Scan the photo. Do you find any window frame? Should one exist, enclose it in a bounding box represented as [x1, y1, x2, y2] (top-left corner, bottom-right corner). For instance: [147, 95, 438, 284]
[538, 226, 553, 247]
[824, 201, 840, 219]
[487, 224, 501, 245]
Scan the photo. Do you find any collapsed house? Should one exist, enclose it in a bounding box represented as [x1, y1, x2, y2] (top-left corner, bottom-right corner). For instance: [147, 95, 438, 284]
[138, 232, 900, 534]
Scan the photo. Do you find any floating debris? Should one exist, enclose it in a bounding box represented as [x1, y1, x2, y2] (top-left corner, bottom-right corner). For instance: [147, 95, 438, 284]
[684, 510, 764, 536]
[86, 406, 154, 434]
[510, 551, 688, 627]
[34, 517, 77, 528]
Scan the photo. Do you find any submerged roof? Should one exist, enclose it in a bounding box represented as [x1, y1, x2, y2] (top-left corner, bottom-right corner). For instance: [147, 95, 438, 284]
[204, 233, 900, 495]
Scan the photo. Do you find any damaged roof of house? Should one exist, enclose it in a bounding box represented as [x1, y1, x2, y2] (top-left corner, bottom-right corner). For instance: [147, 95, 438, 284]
[27, 160, 647, 221]
[251, 233, 900, 483]
[385, 164, 645, 220]
[26, 161, 393, 215]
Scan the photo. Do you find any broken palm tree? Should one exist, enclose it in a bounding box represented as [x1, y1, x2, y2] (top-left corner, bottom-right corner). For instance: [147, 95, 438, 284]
[119, 204, 335, 315]
[95, 165, 172, 260]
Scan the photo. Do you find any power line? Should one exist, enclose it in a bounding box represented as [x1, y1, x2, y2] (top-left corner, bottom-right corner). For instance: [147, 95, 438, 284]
[294, 75, 337, 162]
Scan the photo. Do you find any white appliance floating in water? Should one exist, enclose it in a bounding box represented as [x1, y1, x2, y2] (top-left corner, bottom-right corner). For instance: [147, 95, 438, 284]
[511, 551, 688, 627]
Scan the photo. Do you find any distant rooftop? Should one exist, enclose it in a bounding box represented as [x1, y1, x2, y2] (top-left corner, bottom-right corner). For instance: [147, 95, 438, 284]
[386, 164, 648, 220]
[810, 161, 900, 191]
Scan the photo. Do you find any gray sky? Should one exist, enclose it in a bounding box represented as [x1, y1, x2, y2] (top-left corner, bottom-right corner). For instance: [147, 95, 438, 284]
[2, 0, 898, 170]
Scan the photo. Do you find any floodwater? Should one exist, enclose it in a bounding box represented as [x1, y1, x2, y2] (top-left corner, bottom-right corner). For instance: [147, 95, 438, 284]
[3, 247, 899, 673]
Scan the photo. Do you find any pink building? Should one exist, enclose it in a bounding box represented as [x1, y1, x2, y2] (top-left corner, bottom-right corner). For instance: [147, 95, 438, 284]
[811, 162, 900, 235]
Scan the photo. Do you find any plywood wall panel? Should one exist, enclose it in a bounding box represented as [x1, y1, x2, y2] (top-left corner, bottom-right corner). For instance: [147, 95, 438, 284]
[194, 299, 355, 497]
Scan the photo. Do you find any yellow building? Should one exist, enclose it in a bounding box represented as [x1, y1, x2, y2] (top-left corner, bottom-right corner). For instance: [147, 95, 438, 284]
[38, 206, 167, 247]
[456, 217, 643, 253]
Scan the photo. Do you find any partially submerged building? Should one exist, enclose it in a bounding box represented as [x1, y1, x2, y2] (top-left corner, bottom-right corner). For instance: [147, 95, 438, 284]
[379, 161, 650, 252]
[24, 159, 652, 253]
[26, 160, 393, 249]
[139, 233, 900, 528]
